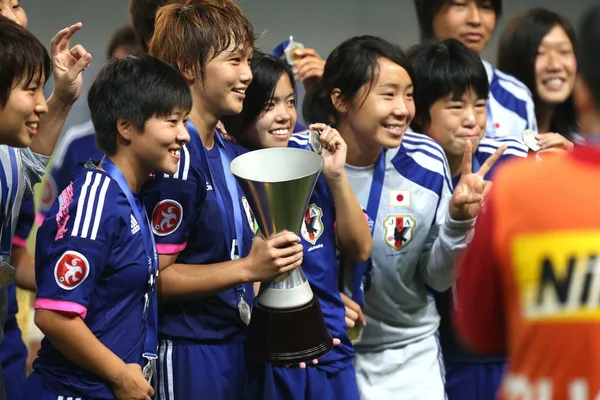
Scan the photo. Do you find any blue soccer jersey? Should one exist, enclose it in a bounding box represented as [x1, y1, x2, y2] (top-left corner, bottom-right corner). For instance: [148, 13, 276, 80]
[143, 122, 256, 342]
[0, 196, 35, 400]
[483, 60, 538, 139]
[287, 132, 353, 372]
[32, 168, 156, 399]
[5, 196, 35, 323]
[39, 121, 102, 220]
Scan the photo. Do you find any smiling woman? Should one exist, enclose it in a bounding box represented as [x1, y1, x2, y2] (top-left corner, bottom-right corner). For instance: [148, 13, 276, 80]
[221, 52, 297, 149]
[498, 8, 578, 138]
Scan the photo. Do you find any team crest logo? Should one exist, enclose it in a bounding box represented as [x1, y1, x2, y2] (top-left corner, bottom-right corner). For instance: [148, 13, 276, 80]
[301, 204, 324, 245]
[41, 175, 58, 211]
[54, 250, 90, 290]
[383, 215, 416, 250]
[241, 197, 259, 233]
[152, 199, 183, 236]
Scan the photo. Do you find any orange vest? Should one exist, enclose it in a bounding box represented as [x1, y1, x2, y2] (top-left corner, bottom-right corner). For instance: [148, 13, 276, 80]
[493, 147, 600, 399]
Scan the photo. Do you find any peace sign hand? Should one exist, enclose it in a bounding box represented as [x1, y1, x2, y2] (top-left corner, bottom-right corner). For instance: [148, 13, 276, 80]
[50, 23, 92, 105]
[449, 141, 506, 221]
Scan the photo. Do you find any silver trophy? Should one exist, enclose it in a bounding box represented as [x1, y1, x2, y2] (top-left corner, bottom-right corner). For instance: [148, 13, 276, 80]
[230, 147, 333, 364]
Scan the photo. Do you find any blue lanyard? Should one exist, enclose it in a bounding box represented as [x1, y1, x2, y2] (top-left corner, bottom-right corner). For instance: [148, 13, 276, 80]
[100, 158, 159, 360]
[0, 147, 19, 256]
[351, 150, 386, 307]
[192, 124, 246, 300]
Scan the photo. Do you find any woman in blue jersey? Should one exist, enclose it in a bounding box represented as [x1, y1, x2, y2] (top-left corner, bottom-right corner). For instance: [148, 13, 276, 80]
[303, 35, 503, 399]
[222, 52, 371, 400]
[498, 8, 579, 145]
[144, 2, 309, 399]
[26, 55, 192, 400]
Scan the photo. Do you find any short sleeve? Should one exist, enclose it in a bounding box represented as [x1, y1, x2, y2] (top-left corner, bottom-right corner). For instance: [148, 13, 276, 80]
[19, 148, 49, 198]
[143, 144, 205, 254]
[13, 196, 35, 248]
[287, 131, 312, 151]
[39, 124, 102, 217]
[34, 172, 116, 319]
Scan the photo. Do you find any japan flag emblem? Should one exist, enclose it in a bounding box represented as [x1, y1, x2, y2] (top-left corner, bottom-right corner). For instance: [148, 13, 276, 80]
[152, 199, 183, 236]
[54, 250, 90, 290]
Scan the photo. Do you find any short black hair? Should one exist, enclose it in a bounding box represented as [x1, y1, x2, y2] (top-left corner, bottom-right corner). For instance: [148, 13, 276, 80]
[0, 16, 51, 108]
[88, 54, 192, 155]
[407, 38, 489, 133]
[577, 5, 600, 110]
[303, 35, 414, 126]
[414, 0, 503, 42]
[497, 8, 577, 136]
[221, 51, 295, 148]
[106, 24, 145, 59]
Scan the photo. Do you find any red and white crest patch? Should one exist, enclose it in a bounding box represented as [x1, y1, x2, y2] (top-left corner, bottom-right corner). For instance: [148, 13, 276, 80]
[301, 204, 324, 245]
[152, 199, 183, 236]
[41, 175, 58, 211]
[54, 250, 90, 290]
[383, 215, 416, 250]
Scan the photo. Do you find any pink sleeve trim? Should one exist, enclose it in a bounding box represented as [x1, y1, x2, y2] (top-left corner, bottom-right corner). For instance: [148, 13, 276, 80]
[12, 236, 27, 248]
[35, 212, 45, 226]
[157, 242, 187, 255]
[35, 298, 88, 319]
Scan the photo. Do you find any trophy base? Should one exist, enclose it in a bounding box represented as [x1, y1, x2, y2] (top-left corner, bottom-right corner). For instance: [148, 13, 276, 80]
[247, 295, 333, 365]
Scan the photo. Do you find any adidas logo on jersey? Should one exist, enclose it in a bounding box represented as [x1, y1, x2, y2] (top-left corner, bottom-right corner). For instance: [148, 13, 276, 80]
[131, 214, 140, 235]
[206, 181, 213, 191]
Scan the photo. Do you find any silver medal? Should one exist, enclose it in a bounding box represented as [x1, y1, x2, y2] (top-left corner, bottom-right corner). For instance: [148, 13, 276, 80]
[143, 360, 153, 383]
[0, 260, 15, 289]
[237, 297, 251, 325]
[283, 36, 304, 66]
[308, 130, 322, 155]
[522, 129, 541, 152]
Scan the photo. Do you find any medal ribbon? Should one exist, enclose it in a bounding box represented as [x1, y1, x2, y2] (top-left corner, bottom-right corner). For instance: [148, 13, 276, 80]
[347, 150, 386, 308]
[100, 158, 159, 362]
[191, 124, 247, 311]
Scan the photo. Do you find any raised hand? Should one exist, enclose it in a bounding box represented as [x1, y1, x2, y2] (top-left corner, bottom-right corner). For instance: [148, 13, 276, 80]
[309, 123, 346, 181]
[449, 141, 506, 221]
[50, 23, 92, 105]
[537, 132, 574, 153]
[291, 48, 325, 91]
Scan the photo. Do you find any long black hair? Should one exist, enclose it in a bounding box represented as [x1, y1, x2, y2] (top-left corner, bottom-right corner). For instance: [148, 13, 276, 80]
[497, 8, 577, 136]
